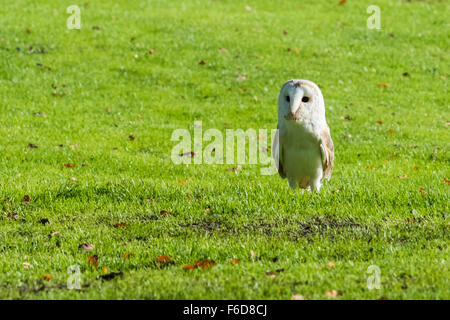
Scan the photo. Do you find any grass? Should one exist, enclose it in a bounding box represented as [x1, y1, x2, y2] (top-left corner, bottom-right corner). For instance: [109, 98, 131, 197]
[0, 0, 448, 299]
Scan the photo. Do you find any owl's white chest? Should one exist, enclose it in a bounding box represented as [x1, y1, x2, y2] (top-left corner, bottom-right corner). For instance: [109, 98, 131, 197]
[280, 121, 323, 189]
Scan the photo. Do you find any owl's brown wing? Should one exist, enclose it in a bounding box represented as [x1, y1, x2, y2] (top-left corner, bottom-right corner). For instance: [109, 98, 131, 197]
[273, 126, 286, 179]
[320, 126, 334, 181]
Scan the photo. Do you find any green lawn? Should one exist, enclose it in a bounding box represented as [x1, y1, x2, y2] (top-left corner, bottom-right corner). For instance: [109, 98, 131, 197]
[0, 0, 448, 299]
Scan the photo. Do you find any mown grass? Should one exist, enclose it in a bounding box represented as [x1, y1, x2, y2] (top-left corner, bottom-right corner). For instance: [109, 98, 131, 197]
[0, 0, 448, 299]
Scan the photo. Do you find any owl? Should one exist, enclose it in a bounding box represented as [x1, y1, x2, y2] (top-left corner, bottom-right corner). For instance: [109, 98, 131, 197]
[272, 79, 334, 191]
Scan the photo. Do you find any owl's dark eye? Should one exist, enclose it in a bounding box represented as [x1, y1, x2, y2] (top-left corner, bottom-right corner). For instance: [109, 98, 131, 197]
[285, 95, 290, 103]
[302, 96, 310, 103]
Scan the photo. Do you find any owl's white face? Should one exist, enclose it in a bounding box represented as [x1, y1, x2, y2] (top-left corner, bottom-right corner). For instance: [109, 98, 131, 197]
[278, 79, 325, 125]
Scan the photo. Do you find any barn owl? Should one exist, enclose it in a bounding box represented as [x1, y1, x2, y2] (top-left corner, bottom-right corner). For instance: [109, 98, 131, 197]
[272, 79, 334, 191]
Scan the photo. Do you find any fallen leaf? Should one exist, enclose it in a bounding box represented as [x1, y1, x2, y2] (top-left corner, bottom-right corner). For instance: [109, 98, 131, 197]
[70, 177, 77, 182]
[388, 129, 395, 134]
[378, 296, 389, 300]
[291, 294, 304, 300]
[294, 48, 299, 55]
[205, 206, 211, 212]
[402, 72, 410, 77]
[43, 274, 52, 281]
[113, 222, 128, 228]
[123, 252, 133, 259]
[128, 135, 135, 141]
[156, 255, 174, 265]
[419, 188, 427, 195]
[367, 166, 375, 169]
[283, 29, 288, 35]
[160, 210, 171, 215]
[231, 259, 240, 265]
[198, 60, 206, 65]
[97, 272, 123, 281]
[338, 0, 347, 5]
[64, 163, 76, 168]
[218, 48, 228, 53]
[328, 261, 335, 268]
[183, 264, 195, 270]
[194, 259, 216, 269]
[389, 33, 395, 38]
[27, 143, 38, 148]
[413, 166, 418, 171]
[344, 115, 353, 121]
[24, 195, 30, 204]
[325, 289, 340, 298]
[148, 49, 155, 55]
[376, 120, 383, 125]
[398, 174, 408, 179]
[88, 255, 99, 267]
[444, 178, 450, 185]
[377, 83, 389, 88]
[92, 26, 101, 30]
[48, 231, 60, 238]
[78, 242, 95, 252]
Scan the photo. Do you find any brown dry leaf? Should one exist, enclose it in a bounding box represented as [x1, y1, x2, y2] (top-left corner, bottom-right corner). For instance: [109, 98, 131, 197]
[328, 261, 336, 268]
[378, 296, 389, 300]
[183, 264, 195, 270]
[408, 218, 415, 224]
[440, 75, 447, 80]
[88, 255, 99, 267]
[402, 72, 410, 77]
[43, 274, 52, 281]
[338, 0, 347, 5]
[377, 83, 389, 88]
[283, 29, 288, 35]
[218, 48, 228, 53]
[64, 163, 76, 168]
[28, 143, 38, 148]
[231, 259, 240, 265]
[78, 242, 95, 252]
[128, 135, 135, 141]
[194, 259, 216, 269]
[198, 60, 206, 65]
[156, 255, 174, 264]
[123, 252, 133, 259]
[325, 289, 340, 298]
[291, 294, 304, 300]
[160, 210, 171, 215]
[388, 129, 395, 134]
[399, 174, 408, 179]
[413, 166, 419, 171]
[24, 195, 30, 204]
[376, 120, 383, 125]
[419, 187, 427, 195]
[148, 49, 155, 55]
[294, 48, 300, 55]
[178, 180, 185, 185]
[444, 178, 450, 185]
[367, 166, 375, 169]
[113, 222, 128, 228]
